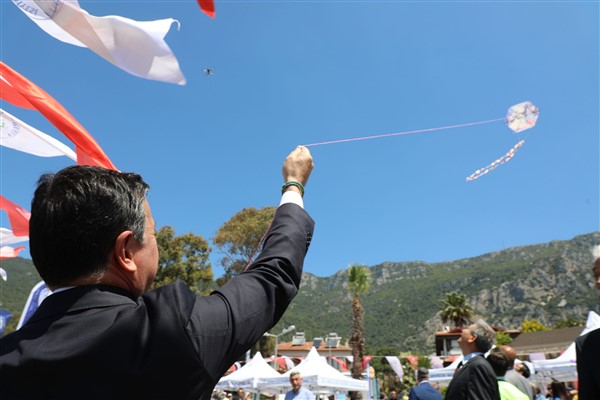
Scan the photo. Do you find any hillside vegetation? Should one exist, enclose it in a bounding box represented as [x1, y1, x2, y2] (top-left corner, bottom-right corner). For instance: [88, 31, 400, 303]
[2, 232, 599, 353]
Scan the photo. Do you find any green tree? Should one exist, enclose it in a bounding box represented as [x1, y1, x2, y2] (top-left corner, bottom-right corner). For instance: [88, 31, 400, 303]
[348, 264, 371, 384]
[521, 319, 550, 332]
[495, 331, 513, 346]
[368, 346, 400, 391]
[416, 354, 432, 369]
[554, 318, 583, 329]
[153, 226, 213, 295]
[440, 292, 474, 328]
[212, 206, 276, 287]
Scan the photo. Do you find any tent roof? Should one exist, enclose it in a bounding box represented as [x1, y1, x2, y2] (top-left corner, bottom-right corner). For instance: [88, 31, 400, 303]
[217, 352, 281, 389]
[258, 347, 368, 392]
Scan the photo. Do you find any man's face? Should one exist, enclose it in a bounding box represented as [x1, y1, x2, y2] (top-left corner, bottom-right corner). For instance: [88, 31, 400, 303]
[390, 391, 397, 399]
[457, 324, 477, 355]
[131, 200, 159, 294]
[290, 374, 303, 392]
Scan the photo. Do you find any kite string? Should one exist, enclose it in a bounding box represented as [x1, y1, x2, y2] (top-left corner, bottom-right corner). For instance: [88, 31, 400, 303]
[302, 117, 507, 147]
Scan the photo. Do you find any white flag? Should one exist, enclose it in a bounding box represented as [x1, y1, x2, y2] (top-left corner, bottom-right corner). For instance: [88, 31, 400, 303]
[385, 356, 404, 380]
[0, 227, 29, 246]
[1, 109, 77, 160]
[12, 0, 186, 85]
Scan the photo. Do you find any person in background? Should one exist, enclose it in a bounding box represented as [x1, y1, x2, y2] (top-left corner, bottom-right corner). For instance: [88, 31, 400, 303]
[548, 381, 572, 400]
[486, 347, 529, 400]
[285, 371, 314, 400]
[408, 367, 442, 400]
[530, 383, 546, 400]
[575, 244, 600, 400]
[237, 388, 246, 400]
[444, 319, 500, 400]
[0, 146, 315, 400]
[501, 346, 534, 400]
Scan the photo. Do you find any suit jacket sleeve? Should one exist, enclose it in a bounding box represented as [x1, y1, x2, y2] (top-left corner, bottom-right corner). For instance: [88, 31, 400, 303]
[576, 330, 600, 400]
[184, 203, 314, 381]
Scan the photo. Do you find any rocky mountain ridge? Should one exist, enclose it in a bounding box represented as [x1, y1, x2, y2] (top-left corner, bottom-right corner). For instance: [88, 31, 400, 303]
[279, 231, 600, 352]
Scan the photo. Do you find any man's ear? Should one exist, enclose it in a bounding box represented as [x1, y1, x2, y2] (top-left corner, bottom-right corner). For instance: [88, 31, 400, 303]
[114, 230, 137, 273]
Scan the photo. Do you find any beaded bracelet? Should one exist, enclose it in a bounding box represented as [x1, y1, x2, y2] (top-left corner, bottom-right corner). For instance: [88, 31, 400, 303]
[281, 181, 305, 197]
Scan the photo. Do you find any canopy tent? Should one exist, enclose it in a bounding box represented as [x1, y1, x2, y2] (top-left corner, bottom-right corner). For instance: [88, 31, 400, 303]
[531, 310, 600, 383]
[216, 352, 282, 390]
[257, 347, 369, 394]
[428, 354, 463, 386]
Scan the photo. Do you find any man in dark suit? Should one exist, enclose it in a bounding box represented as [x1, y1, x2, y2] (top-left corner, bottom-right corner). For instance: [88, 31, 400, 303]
[444, 319, 500, 400]
[575, 246, 600, 400]
[0, 146, 315, 400]
[408, 367, 442, 400]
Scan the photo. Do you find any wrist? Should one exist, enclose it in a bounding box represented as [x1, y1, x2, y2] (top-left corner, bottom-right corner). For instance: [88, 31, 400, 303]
[281, 181, 305, 197]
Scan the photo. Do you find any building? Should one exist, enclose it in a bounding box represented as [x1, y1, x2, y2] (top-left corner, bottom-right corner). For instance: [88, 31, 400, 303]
[509, 326, 584, 359]
[434, 325, 584, 361]
[434, 327, 520, 359]
[277, 332, 351, 370]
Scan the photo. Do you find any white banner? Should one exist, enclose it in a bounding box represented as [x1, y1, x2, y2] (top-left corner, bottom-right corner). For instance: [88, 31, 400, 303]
[0, 227, 29, 246]
[13, 0, 186, 85]
[385, 356, 404, 380]
[1, 108, 77, 160]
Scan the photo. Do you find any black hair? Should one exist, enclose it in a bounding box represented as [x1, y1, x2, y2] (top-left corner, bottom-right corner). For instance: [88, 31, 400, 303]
[30, 166, 149, 287]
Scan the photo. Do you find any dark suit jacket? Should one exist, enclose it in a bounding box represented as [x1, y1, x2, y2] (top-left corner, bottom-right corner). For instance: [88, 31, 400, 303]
[576, 328, 600, 400]
[444, 354, 500, 400]
[408, 381, 442, 400]
[0, 203, 314, 400]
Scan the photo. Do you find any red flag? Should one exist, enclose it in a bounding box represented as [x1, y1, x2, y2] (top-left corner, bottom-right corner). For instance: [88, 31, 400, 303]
[0, 246, 26, 260]
[0, 195, 31, 237]
[0, 77, 35, 109]
[0, 62, 117, 170]
[197, 0, 215, 18]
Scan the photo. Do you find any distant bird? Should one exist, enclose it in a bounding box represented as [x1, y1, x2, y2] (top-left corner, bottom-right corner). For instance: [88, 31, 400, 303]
[203, 68, 214, 76]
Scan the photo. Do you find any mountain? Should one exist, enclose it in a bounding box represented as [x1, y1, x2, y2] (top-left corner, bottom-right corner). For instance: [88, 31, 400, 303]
[0, 257, 41, 312]
[277, 231, 600, 353]
[1, 232, 599, 353]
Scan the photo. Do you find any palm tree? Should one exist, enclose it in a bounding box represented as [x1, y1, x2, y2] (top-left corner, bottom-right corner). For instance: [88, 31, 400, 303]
[440, 292, 474, 328]
[347, 264, 371, 383]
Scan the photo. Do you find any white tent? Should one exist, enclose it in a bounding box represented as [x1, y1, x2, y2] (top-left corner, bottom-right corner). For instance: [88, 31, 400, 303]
[216, 352, 282, 389]
[257, 347, 369, 394]
[428, 355, 463, 386]
[532, 310, 600, 383]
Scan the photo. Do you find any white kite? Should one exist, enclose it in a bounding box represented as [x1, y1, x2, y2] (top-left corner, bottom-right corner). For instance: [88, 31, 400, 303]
[466, 101, 539, 182]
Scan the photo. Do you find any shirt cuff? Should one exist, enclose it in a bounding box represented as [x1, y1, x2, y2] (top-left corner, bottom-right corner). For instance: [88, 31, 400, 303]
[279, 190, 304, 209]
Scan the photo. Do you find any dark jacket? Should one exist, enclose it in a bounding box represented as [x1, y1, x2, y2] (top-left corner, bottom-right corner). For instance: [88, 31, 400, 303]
[0, 203, 314, 400]
[576, 328, 600, 400]
[409, 381, 443, 400]
[444, 354, 500, 400]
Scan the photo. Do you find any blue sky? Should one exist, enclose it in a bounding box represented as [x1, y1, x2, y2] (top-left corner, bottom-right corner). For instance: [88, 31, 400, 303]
[1, 1, 598, 279]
